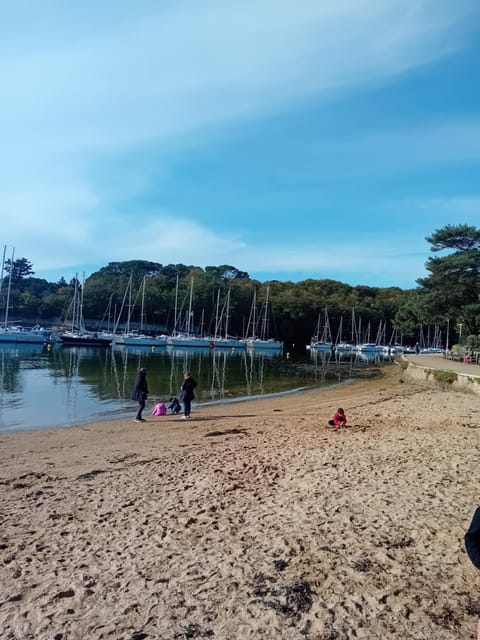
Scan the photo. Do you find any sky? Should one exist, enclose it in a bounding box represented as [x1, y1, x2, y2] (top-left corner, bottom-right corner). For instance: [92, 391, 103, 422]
[1, 0, 479, 289]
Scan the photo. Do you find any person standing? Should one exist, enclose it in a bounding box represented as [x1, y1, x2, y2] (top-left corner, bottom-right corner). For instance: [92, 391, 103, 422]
[180, 371, 197, 420]
[131, 367, 149, 423]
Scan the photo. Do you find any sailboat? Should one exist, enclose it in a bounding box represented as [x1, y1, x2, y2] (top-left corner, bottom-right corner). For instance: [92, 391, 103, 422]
[383, 326, 405, 355]
[334, 314, 354, 353]
[212, 288, 246, 349]
[115, 276, 167, 347]
[309, 308, 333, 351]
[245, 287, 283, 351]
[419, 325, 445, 354]
[0, 246, 56, 345]
[167, 277, 213, 348]
[60, 275, 112, 347]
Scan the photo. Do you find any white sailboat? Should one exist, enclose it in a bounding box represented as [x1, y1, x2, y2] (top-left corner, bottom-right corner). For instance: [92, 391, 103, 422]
[0, 246, 56, 345]
[334, 314, 354, 353]
[355, 320, 382, 353]
[167, 277, 213, 348]
[309, 308, 333, 351]
[60, 274, 112, 346]
[116, 276, 167, 347]
[212, 288, 246, 349]
[245, 287, 283, 351]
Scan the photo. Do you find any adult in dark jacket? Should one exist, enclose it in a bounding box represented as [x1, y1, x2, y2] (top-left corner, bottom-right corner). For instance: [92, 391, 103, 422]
[131, 367, 149, 422]
[180, 372, 197, 420]
[465, 506, 480, 639]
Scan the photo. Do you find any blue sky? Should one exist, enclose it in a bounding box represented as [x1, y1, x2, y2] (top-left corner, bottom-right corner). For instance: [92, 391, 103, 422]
[1, 0, 479, 288]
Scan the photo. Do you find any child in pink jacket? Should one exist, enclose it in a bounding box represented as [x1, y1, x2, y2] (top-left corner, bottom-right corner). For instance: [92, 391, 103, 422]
[152, 402, 167, 416]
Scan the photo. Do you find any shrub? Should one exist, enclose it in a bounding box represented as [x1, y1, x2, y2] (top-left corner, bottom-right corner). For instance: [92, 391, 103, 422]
[431, 370, 457, 385]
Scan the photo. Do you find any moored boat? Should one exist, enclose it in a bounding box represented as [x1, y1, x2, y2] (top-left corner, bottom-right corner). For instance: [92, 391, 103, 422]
[0, 325, 55, 344]
[59, 274, 112, 347]
[356, 343, 383, 352]
[60, 331, 112, 347]
[245, 287, 283, 351]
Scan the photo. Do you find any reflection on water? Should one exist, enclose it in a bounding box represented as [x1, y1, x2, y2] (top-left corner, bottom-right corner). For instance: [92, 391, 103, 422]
[0, 343, 394, 432]
[309, 347, 394, 373]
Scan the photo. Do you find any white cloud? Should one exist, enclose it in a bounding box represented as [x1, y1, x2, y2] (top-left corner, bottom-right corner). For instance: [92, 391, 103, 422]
[1, 0, 477, 160]
[0, 0, 479, 282]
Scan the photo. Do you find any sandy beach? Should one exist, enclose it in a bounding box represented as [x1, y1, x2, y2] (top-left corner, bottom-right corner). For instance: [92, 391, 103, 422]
[1, 360, 480, 639]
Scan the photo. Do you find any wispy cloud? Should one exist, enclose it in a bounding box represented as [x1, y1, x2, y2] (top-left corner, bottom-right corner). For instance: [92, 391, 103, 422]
[1, 0, 479, 283]
[2, 0, 477, 154]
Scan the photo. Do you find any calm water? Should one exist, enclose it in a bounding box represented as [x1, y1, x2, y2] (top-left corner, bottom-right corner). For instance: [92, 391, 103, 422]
[0, 343, 393, 433]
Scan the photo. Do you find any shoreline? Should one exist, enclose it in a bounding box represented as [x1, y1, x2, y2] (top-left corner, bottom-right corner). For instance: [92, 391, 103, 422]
[1, 374, 360, 436]
[2, 364, 480, 639]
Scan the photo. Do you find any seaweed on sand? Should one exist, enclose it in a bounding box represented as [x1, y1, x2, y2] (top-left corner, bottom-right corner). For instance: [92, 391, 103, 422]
[251, 574, 314, 618]
[352, 557, 373, 572]
[174, 624, 214, 638]
[204, 428, 248, 437]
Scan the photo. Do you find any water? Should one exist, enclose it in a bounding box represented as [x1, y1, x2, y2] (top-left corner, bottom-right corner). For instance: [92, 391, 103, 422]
[0, 343, 394, 433]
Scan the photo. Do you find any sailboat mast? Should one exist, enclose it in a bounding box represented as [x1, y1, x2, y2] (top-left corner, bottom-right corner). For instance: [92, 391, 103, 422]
[336, 315, 343, 345]
[261, 287, 269, 340]
[79, 273, 86, 332]
[173, 274, 179, 335]
[214, 289, 221, 338]
[187, 278, 194, 337]
[224, 289, 231, 339]
[126, 273, 133, 334]
[113, 273, 132, 336]
[71, 273, 78, 332]
[140, 276, 146, 333]
[4, 246, 14, 328]
[0, 245, 6, 318]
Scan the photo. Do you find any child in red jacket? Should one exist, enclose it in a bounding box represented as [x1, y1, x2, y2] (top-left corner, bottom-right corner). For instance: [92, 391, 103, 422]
[328, 408, 347, 428]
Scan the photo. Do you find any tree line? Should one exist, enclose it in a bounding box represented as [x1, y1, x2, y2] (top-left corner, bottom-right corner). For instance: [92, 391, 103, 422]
[1, 224, 479, 348]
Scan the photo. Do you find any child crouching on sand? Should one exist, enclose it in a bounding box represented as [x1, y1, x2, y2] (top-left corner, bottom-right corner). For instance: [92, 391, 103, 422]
[328, 407, 347, 428]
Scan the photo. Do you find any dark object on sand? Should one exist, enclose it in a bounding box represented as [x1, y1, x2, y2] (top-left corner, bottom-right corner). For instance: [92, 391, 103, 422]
[273, 559, 289, 571]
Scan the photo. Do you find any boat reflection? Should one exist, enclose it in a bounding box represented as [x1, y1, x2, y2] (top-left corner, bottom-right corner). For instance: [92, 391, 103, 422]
[308, 345, 395, 383]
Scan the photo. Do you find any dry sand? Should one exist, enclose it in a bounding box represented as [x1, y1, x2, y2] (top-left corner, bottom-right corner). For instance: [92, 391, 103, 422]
[1, 361, 480, 639]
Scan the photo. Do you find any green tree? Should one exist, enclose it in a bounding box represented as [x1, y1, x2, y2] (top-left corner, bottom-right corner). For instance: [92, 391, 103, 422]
[416, 224, 480, 336]
[4, 257, 35, 281]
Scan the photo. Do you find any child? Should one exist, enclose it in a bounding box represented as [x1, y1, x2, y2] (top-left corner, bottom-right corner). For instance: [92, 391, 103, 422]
[152, 402, 167, 416]
[328, 407, 347, 428]
[167, 396, 181, 415]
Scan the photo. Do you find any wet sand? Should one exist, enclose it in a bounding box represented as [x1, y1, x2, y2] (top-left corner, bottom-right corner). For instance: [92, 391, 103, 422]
[1, 363, 480, 639]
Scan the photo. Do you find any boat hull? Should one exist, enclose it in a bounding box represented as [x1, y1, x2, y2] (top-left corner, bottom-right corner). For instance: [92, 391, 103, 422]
[0, 327, 54, 344]
[167, 337, 214, 348]
[60, 334, 112, 347]
[213, 339, 247, 349]
[310, 341, 333, 351]
[246, 339, 283, 350]
[115, 335, 167, 347]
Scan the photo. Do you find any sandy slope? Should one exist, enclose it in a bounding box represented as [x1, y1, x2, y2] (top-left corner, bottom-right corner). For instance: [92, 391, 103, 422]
[1, 365, 480, 639]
